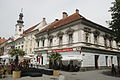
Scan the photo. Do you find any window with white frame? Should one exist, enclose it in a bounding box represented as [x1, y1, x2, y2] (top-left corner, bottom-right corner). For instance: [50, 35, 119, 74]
[93, 30, 100, 45]
[48, 35, 53, 47]
[42, 39, 45, 47]
[40, 36, 45, 47]
[68, 33, 73, 43]
[84, 27, 91, 43]
[109, 36, 113, 48]
[59, 36, 63, 45]
[57, 31, 64, 45]
[103, 34, 110, 47]
[49, 38, 53, 46]
[66, 28, 74, 44]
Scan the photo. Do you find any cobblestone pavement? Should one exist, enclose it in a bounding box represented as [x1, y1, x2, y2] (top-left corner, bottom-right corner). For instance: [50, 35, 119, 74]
[1, 69, 120, 80]
[61, 69, 120, 80]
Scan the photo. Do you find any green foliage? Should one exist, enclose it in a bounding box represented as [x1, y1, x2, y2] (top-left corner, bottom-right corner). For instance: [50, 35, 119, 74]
[9, 49, 26, 57]
[9, 49, 26, 70]
[49, 52, 62, 69]
[109, 0, 120, 42]
[49, 52, 62, 63]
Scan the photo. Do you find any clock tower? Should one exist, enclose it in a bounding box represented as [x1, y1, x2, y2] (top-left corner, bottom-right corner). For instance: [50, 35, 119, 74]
[15, 9, 24, 39]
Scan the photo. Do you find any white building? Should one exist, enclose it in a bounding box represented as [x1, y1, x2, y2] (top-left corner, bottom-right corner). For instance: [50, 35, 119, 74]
[14, 12, 47, 56]
[35, 9, 120, 69]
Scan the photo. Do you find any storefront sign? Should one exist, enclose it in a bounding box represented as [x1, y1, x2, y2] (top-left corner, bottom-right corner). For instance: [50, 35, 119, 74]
[52, 48, 73, 52]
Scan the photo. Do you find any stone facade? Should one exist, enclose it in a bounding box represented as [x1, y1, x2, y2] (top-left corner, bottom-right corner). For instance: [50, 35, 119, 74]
[34, 10, 120, 68]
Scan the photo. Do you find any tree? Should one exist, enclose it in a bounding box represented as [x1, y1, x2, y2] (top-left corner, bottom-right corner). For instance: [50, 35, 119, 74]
[109, 0, 120, 42]
[49, 52, 62, 69]
[9, 49, 26, 66]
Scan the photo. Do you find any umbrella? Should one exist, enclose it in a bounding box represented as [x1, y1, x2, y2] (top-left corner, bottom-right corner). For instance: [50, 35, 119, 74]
[23, 55, 32, 59]
[0, 54, 11, 59]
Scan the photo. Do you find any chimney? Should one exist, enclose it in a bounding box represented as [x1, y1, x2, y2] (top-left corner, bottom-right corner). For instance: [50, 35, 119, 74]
[43, 18, 46, 21]
[76, 9, 79, 14]
[62, 12, 68, 19]
[55, 19, 59, 21]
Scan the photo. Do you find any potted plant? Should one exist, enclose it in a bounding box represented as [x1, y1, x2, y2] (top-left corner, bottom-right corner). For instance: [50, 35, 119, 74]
[49, 52, 62, 76]
[9, 49, 26, 78]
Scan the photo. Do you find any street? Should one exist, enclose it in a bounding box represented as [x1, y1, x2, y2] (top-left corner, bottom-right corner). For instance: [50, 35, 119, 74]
[2, 69, 120, 80]
[61, 69, 120, 80]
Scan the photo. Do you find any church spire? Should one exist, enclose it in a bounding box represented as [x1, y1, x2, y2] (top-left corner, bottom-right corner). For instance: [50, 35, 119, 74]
[17, 8, 24, 23]
[15, 8, 24, 39]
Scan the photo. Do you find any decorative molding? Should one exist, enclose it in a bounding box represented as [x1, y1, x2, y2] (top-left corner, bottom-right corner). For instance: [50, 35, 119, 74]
[66, 28, 74, 34]
[93, 30, 100, 36]
[47, 35, 54, 39]
[56, 31, 64, 37]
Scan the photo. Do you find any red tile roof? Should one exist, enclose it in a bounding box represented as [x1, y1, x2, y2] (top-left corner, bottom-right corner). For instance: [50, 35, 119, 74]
[40, 13, 84, 32]
[23, 23, 40, 34]
[0, 39, 7, 44]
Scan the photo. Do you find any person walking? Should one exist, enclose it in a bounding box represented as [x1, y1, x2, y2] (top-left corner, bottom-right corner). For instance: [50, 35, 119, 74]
[111, 64, 116, 76]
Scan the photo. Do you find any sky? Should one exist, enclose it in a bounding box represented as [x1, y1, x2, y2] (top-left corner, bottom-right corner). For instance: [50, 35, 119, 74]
[0, 0, 115, 39]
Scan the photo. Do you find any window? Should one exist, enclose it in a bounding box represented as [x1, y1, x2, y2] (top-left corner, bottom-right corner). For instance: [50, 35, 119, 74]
[49, 38, 53, 46]
[37, 41, 39, 47]
[85, 32, 89, 43]
[59, 36, 63, 45]
[57, 31, 64, 45]
[42, 40, 45, 47]
[109, 40, 112, 48]
[104, 37, 107, 47]
[84, 27, 91, 43]
[21, 45, 23, 49]
[68, 34, 73, 43]
[109, 36, 113, 48]
[93, 30, 100, 44]
[48, 35, 53, 47]
[94, 36, 98, 44]
[19, 28, 21, 31]
[66, 28, 74, 44]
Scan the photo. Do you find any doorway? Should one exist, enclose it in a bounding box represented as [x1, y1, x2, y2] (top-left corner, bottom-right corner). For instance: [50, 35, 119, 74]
[41, 56, 43, 65]
[95, 55, 99, 69]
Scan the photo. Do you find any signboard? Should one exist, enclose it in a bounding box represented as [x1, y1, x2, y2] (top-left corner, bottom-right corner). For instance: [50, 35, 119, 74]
[52, 48, 73, 52]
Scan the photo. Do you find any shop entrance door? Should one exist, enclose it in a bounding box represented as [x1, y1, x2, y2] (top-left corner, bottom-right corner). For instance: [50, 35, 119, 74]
[95, 55, 99, 69]
[41, 56, 43, 65]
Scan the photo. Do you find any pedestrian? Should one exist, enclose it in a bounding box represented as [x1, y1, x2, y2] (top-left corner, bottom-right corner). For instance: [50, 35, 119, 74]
[111, 64, 116, 76]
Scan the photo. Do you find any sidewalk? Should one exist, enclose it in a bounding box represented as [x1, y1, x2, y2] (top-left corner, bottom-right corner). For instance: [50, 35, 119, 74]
[2, 74, 59, 80]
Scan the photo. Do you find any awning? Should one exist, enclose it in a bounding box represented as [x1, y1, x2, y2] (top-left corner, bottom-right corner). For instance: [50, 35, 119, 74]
[0, 54, 11, 59]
